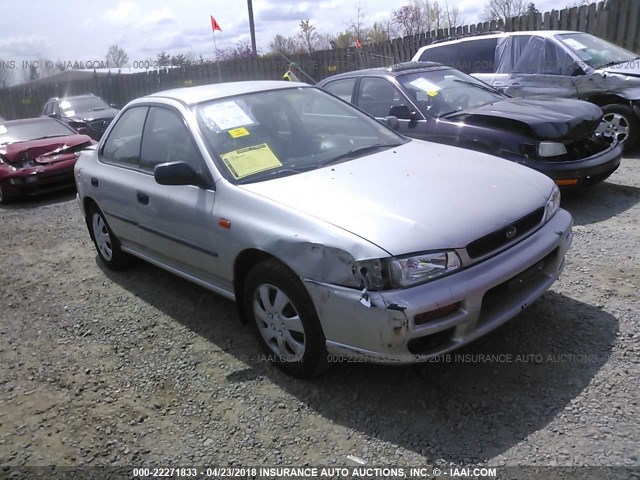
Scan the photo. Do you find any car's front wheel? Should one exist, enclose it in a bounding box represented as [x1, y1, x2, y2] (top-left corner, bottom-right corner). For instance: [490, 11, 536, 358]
[244, 259, 328, 378]
[598, 104, 639, 152]
[87, 205, 132, 270]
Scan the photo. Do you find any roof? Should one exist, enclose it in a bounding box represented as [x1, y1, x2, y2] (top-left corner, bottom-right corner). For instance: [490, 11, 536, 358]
[146, 81, 310, 106]
[319, 62, 447, 82]
[419, 30, 581, 49]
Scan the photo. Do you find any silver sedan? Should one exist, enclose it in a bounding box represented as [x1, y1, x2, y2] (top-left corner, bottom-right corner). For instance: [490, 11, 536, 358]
[74, 81, 573, 377]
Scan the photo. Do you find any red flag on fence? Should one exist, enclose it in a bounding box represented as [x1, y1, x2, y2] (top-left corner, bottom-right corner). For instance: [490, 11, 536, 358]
[355, 38, 362, 48]
[210, 15, 222, 32]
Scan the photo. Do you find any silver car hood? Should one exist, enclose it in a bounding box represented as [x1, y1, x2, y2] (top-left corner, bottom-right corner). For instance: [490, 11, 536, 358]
[240, 140, 553, 256]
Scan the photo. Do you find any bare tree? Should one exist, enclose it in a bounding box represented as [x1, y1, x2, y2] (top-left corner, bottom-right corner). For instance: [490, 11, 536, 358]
[422, 0, 447, 32]
[366, 22, 391, 44]
[217, 41, 256, 60]
[349, 2, 367, 42]
[269, 35, 302, 55]
[483, 0, 528, 22]
[445, 2, 464, 30]
[298, 19, 319, 53]
[105, 44, 129, 68]
[392, 2, 423, 36]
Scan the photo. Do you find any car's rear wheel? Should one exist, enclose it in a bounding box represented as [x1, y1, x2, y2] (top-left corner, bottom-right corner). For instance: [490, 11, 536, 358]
[88, 205, 132, 270]
[244, 259, 328, 378]
[598, 104, 639, 152]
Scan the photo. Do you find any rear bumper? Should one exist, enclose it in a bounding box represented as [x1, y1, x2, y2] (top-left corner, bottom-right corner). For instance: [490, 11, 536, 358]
[529, 142, 622, 187]
[304, 209, 573, 364]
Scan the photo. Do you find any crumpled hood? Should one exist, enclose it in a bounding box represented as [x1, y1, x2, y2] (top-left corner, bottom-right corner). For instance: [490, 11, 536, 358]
[598, 60, 640, 79]
[240, 140, 554, 256]
[1, 134, 94, 165]
[65, 107, 119, 122]
[452, 98, 603, 141]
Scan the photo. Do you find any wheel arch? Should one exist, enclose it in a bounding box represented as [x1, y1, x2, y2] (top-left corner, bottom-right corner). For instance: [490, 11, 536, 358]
[233, 248, 282, 323]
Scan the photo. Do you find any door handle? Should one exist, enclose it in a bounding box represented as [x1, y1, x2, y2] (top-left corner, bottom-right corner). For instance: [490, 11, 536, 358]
[90, 177, 99, 187]
[136, 191, 149, 205]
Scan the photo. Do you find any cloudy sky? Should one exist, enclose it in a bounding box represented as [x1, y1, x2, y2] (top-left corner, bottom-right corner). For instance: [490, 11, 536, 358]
[0, 0, 574, 69]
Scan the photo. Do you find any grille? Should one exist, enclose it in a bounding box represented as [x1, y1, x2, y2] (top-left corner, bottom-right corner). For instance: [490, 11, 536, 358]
[88, 118, 112, 134]
[466, 207, 545, 259]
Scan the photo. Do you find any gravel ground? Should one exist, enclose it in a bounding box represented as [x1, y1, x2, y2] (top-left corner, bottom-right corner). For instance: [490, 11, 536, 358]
[0, 154, 639, 474]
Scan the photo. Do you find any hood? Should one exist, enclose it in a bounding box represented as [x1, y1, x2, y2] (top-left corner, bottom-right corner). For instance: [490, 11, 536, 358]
[240, 140, 554, 256]
[450, 98, 602, 142]
[598, 60, 640, 79]
[0, 134, 94, 166]
[65, 107, 119, 122]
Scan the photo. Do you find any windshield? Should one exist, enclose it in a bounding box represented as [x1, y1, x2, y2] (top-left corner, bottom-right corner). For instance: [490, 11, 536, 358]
[557, 32, 638, 69]
[195, 87, 406, 184]
[397, 69, 505, 117]
[0, 119, 75, 145]
[60, 97, 110, 116]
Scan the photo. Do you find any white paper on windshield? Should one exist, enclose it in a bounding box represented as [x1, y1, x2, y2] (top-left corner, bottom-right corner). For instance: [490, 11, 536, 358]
[409, 77, 442, 94]
[563, 38, 587, 50]
[0, 125, 7, 134]
[201, 101, 254, 131]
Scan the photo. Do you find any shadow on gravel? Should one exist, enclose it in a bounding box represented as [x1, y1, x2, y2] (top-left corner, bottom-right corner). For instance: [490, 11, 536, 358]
[0, 188, 76, 210]
[561, 181, 640, 226]
[102, 262, 618, 464]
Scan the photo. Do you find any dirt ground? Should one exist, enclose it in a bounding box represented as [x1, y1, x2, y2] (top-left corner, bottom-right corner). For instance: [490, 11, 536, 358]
[1, 153, 639, 474]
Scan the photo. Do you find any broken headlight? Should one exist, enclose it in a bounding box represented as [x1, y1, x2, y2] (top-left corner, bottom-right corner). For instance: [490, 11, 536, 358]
[538, 141, 567, 157]
[543, 184, 561, 223]
[353, 251, 462, 291]
[387, 251, 461, 288]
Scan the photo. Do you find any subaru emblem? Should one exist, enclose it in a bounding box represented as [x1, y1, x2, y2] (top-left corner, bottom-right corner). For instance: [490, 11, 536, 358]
[506, 226, 517, 239]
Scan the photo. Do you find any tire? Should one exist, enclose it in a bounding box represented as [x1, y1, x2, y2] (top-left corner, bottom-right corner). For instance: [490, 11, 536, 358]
[87, 205, 132, 270]
[0, 185, 13, 204]
[243, 259, 328, 378]
[599, 104, 639, 152]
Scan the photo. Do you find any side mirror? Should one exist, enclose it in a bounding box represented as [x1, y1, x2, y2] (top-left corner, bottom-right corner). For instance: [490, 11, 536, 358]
[381, 115, 399, 130]
[110, 103, 118, 109]
[388, 105, 415, 121]
[47, 113, 57, 118]
[154, 161, 208, 188]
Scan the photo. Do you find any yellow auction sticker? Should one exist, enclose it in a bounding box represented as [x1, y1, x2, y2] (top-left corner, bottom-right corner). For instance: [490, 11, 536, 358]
[221, 143, 282, 179]
[228, 127, 250, 138]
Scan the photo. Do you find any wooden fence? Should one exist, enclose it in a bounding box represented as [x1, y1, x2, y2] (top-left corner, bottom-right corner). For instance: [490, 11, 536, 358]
[1, 0, 638, 120]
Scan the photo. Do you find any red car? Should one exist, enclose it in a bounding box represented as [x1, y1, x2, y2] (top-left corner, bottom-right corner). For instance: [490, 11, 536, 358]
[0, 118, 94, 203]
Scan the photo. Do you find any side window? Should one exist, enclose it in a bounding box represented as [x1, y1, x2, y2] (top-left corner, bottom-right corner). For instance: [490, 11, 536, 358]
[101, 107, 148, 168]
[323, 78, 356, 102]
[455, 39, 498, 73]
[419, 44, 458, 66]
[43, 103, 51, 115]
[357, 78, 404, 118]
[140, 107, 203, 174]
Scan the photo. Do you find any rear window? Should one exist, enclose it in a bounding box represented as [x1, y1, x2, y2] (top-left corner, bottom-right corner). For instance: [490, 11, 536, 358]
[419, 38, 498, 74]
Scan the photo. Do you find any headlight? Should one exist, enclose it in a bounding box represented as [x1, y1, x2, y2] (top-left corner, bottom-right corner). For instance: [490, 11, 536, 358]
[388, 251, 461, 288]
[543, 184, 561, 223]
[352, 251, 461, 291]
[538, 141, 567, 157]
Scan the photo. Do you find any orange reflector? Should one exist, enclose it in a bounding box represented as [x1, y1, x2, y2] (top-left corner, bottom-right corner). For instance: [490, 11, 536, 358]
[555, 179, 579, 186]
[414, 302, 460, 326]
[218, 218, 231, 229]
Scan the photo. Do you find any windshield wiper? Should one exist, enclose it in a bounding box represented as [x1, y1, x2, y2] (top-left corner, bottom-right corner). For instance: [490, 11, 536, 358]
[91, 107, 107, 111]
[236, 165, 318, 184]
[321, 143, 403, 167]
[451, 78, 500, 94]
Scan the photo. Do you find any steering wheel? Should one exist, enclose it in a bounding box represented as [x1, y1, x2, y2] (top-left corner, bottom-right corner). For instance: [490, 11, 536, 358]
[449, 93, 470, 111]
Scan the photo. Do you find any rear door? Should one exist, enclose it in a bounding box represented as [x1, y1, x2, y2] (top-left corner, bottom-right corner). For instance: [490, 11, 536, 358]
[93, 106, 149, 248]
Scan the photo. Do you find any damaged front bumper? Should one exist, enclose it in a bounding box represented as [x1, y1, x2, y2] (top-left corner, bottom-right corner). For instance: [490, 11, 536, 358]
[0, 158, 77, 198]
[530, 142, 622, 188]
[303, 208, 573, 364]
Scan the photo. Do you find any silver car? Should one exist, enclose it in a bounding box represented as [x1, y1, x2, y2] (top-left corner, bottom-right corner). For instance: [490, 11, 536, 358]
[74, 81, 573, 377]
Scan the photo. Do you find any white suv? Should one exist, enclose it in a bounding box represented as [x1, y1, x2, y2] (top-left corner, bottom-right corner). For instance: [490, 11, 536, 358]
[413, 31, 640, 151]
